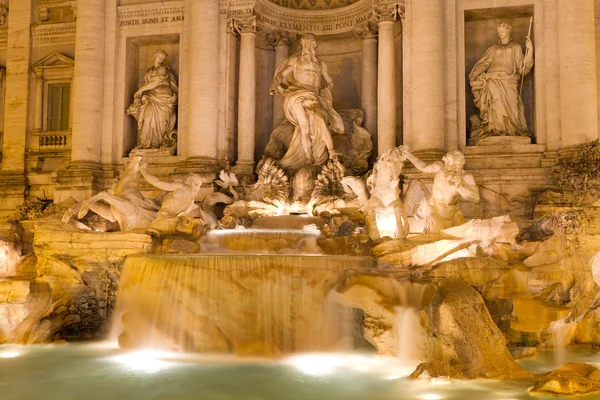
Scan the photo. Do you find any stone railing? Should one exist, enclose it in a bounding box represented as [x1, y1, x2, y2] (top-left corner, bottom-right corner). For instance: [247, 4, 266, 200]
[31, 129, 72, 152]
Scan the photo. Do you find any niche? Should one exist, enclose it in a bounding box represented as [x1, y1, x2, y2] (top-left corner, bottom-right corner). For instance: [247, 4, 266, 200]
[464, 6, 535, 145]
[123, 34, 180, 156]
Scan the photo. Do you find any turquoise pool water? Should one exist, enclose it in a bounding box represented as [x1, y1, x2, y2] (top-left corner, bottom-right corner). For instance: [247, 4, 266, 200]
[0, 343, 599, 400]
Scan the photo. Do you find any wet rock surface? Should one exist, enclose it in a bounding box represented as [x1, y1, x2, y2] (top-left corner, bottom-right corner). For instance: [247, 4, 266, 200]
[529, 363, 600, 396]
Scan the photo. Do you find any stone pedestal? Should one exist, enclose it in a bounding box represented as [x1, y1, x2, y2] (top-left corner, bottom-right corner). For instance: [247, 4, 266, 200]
[469, 136, 532, 147]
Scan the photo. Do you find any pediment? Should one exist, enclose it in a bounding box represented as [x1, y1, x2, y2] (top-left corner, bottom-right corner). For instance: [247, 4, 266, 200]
[32, 52, 74, 72]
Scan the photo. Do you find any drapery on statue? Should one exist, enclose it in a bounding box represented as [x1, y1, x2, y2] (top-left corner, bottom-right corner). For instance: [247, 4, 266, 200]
[269, 33, 344, 171]
[404, 151, 480, 233]
[468, 22, 534, 143]
[127, 49, 178, 149]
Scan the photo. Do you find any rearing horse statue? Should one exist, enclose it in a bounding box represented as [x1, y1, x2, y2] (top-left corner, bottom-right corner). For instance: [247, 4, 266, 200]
[62, 152, 159, 231]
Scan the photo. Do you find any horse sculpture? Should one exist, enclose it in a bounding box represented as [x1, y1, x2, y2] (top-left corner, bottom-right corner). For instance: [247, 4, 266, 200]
[62, 152, 159, 231]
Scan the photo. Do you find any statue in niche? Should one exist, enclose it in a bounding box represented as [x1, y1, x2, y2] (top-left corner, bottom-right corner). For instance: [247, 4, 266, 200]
[468, 22, 534, 144]
[404, 150, 480, 233]
[127, 49, 178, 149]
[269, 33, 344, 171]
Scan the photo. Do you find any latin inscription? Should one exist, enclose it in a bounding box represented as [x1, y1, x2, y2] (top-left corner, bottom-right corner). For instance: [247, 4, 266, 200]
[120, 15, 184, 27]
[257, 13, 369, 32]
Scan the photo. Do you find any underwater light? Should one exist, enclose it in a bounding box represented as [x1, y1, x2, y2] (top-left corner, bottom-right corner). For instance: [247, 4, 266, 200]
[111, 350, 172, 373]
[420, 394, 442, 400]
[0, 351, 20, 359]
[286, 354, 346, 376]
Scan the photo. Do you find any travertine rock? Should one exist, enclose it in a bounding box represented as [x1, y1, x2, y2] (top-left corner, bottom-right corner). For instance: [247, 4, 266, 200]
[415, 279, 533, 379]
[529, 363, 600, 396]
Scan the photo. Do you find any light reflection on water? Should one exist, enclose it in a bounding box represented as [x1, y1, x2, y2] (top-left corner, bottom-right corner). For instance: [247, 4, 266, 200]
[0, 343, 600, 400]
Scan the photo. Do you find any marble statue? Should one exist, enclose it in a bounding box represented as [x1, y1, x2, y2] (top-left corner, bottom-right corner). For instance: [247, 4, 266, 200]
[62, 152, 159, 231]
[468, 22, 534, 143]
[139, 162, 207, 232]
[341, 146, 411, 240]
[404, 150, 480, 233]
[127, 50, 178, 149]
[269, 33, 344, 171]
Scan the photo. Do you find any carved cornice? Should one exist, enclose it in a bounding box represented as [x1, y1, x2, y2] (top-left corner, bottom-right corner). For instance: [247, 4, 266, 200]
[265, 30, 296, 47]
[31, 22, 76, 47]
[232, 15, 258, 34]
[254, 0, 374, 35]
[354, 20, 378, 39]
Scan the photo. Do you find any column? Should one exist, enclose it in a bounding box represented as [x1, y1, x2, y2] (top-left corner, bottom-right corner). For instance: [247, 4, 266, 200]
[558, 0, 598, 146]
[70, 0, 105, 165]
[411, 0, 445, 154]
[266, 31, 295, 128]
[183, 0, 220, 169]
[233, 16, 257, 176]
[375, 5, 399, 155]
[0, 0, 32, 212]
[355, 22, 378, 156]
[34, 73, 44, 131]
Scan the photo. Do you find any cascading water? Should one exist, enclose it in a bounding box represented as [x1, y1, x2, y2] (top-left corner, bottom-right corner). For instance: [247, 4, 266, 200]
[112, 253, 373, 355]
[394, 282, 430, 363]
[550, 318, 576, 367]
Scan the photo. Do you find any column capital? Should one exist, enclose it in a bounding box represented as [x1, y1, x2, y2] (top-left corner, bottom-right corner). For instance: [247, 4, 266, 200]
[231, 15, 258, 35]
[265, 30, 296, 48]
[373, 2, 404, 23]
[354, 20, 379, 39]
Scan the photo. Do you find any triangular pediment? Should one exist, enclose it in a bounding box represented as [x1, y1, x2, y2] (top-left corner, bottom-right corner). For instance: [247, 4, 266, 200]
[32, 52, 74, 72]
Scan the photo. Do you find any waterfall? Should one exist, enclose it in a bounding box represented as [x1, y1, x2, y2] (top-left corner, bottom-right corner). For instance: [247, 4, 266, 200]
[199, 229, 322, 254]
[395, 282, 429, 363]
[112, 254, 373, 356]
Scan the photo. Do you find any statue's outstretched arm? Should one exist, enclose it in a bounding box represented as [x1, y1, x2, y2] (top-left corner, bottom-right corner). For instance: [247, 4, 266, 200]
[140, 166, 184, 192]
[405, 152, 442, 174]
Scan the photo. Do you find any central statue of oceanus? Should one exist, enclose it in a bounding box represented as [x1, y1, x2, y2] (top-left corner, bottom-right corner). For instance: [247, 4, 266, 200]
[266, 33, 372, 177]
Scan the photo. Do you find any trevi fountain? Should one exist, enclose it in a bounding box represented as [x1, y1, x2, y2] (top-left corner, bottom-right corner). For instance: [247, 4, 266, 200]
[1, 0, 600, 399]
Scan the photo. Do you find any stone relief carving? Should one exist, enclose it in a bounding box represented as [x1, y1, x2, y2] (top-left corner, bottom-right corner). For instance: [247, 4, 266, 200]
[552, 140, 600, 203]
[404, 150, 480, 233]
[127, 50, 178, 150]
[468, 22, 534, 145]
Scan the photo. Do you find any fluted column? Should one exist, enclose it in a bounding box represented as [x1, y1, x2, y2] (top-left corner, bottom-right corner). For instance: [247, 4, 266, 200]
[70, 0, 105, 164]
[233, 16, 257, 176]
[558, 0, 598, 146]
[375, 5, 400, 155]
[266, 31, 295, 128]
[355, 22, 379, 156]
[410, 0, 445, 153]
[184, 0, 220, 168]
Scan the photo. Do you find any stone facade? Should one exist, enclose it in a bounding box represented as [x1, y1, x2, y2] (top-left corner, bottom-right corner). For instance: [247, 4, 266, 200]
[0, 0, 598, 216]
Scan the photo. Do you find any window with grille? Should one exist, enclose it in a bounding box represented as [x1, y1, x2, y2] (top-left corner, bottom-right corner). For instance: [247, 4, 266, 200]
[47, 83, 70, 131]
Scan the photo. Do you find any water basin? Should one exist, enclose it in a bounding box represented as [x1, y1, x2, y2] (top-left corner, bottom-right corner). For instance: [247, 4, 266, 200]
[1, 343, 600, 400]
